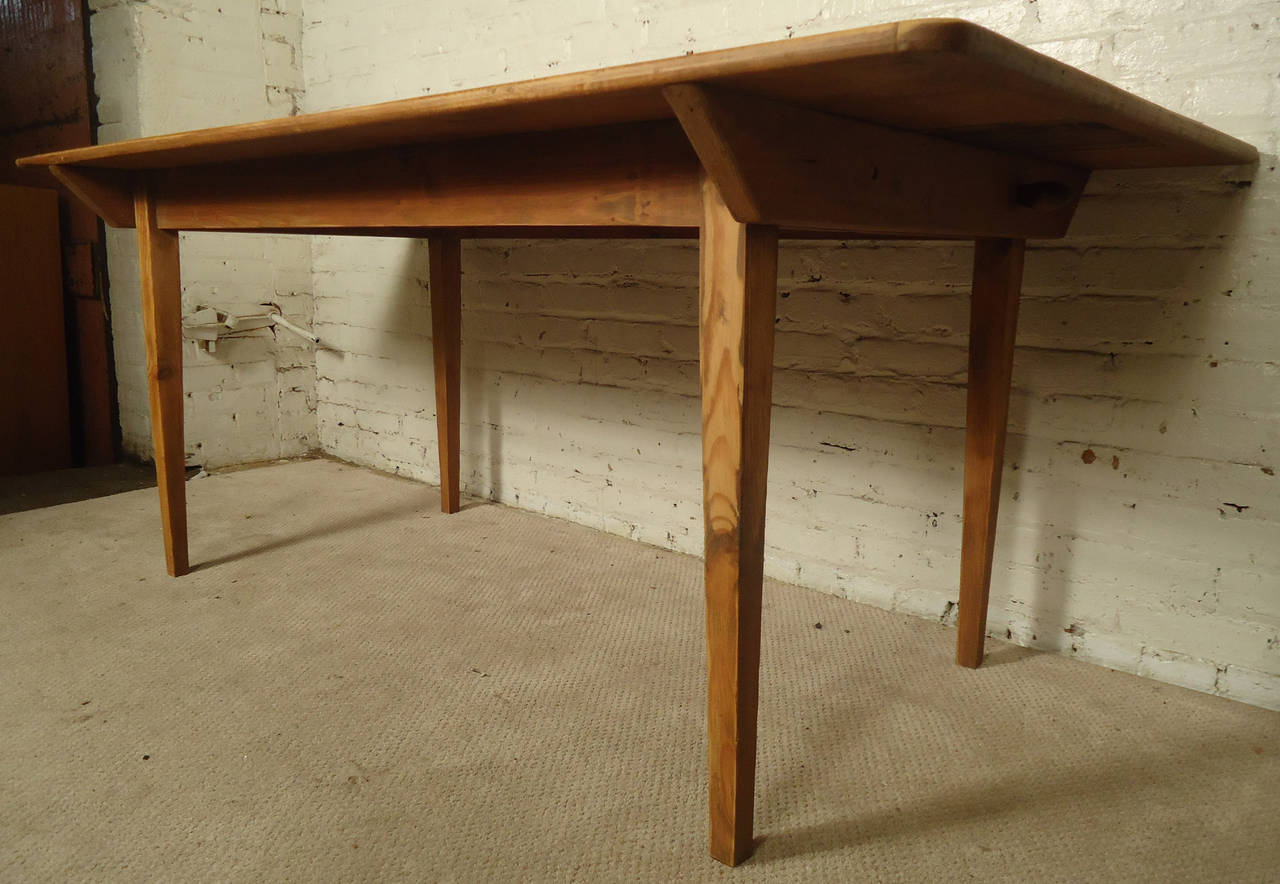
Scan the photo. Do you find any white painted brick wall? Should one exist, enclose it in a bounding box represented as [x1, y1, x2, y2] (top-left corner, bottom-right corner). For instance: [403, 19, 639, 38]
[91, 0, 316, 467]
[91, 0, 1279, 709]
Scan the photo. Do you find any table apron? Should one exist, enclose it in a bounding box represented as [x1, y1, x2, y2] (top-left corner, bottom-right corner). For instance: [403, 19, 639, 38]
[150, 120, 704, 232]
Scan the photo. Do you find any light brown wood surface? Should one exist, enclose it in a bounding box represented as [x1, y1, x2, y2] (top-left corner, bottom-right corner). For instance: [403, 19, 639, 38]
[429, 235, 462, 515]
[149, 123, 701, 233]
[47, 165, 134, 228]
[16, 19, 1255, 174]
[666, 83, 1088, 239]
[956, 238, 1025, 668]
[699, 176, 778, 866]
[135, 181, 189, 578]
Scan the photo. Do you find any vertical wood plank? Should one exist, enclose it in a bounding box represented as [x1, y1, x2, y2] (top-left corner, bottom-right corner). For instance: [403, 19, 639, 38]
[956, 238, 1025, 668]
[134, 181, 189, 577]
[429, 235, 462, 514]
[0, 185, 71, 474]
[699, 175, 778, 866]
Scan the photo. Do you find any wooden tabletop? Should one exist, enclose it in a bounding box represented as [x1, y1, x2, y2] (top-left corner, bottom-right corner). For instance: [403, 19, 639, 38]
[17, 18, 1255, 173]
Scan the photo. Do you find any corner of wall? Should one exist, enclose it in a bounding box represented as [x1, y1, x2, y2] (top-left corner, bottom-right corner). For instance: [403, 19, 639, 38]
[90, 0, 319, 469]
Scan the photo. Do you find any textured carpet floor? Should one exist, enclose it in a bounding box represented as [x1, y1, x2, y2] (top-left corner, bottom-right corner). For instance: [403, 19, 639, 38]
[1, 458, 1276, 882]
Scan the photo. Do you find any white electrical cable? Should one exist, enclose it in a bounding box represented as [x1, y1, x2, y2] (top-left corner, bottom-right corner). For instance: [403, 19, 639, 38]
[268, 313, 320, 344]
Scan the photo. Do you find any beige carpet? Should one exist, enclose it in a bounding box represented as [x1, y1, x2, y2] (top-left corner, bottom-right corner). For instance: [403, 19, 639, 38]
[1, 458, 1276, 882]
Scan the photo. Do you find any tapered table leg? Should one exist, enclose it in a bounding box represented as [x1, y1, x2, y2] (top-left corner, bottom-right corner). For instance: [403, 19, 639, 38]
[698, 176, 778, 866]
[429, 235, 462, 514]
[956, 238, 1025, 668]
[134, 182, 189, 577]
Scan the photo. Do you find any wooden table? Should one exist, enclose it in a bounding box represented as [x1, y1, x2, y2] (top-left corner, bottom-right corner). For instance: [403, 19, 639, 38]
[19, 18, 1254, 866]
